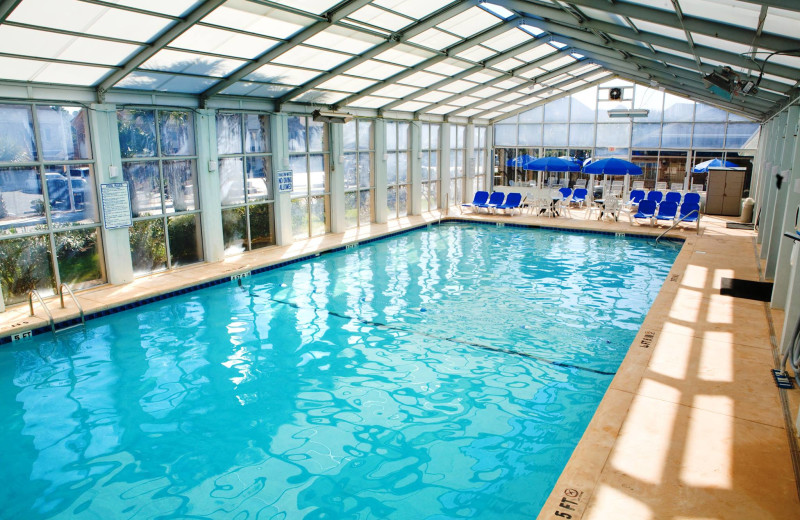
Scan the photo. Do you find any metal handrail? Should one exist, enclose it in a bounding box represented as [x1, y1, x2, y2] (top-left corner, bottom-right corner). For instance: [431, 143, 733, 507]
[59, 283, 85, 328]
[29, 290, 56, 335]
[655, 210, 700, 245]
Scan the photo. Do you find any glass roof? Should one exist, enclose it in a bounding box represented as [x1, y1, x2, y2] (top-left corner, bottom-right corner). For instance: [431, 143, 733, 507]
[0, 0, 796, 122]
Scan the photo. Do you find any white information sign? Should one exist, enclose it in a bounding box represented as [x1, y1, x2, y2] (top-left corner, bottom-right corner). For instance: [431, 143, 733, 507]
[100, 182, 133, 230]
[277, 170, 293, 192]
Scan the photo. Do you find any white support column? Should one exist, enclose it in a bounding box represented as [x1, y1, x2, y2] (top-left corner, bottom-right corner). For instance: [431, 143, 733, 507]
[771, 109, 800, 309]
[374, 119, 388, 224]
[754, 119, 774, 239]
[750, 122, 768, 222]
[487, 125, 495, 190]
[410, 121, 422, 215]
[779, 238, 800, 357]
[329, 122, 346, 234]
[760, 112, 788, 259]
[465, 123, 475, 203]
[270, 113, 293, 246]
[194, 108, 224, 263]
[89, 103, 133, 285]
[766, 106, 799, 280]
[440, 122, 451, 210]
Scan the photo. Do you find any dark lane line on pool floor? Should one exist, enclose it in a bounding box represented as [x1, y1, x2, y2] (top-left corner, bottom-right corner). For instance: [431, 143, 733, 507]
[243, 286, 617, 377]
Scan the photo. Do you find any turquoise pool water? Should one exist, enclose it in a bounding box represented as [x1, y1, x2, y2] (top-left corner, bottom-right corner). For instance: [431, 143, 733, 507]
[0, 223, 678, 519]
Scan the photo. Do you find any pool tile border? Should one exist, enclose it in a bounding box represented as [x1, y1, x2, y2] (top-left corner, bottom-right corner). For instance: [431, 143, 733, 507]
[0, 218, 683, 345]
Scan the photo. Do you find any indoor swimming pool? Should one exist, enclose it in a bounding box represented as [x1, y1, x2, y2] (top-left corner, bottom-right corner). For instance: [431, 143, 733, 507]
[0, 223, 679, 519]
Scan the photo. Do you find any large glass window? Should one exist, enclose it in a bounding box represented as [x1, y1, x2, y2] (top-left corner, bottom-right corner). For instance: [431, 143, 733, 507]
[288, 116, 329, 239]
[343, 119, 374, 229]
[421, 123, 440, 212]
[0, 104, 103, 306]
[386, 121, 409, 220]
[217, 112, 274, 256]
[473, 126, 488, 193]
[449, 125, 466, 205]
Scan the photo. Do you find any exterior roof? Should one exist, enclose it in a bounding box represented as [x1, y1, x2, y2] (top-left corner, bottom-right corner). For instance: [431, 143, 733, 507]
[0, 0, 796, 122]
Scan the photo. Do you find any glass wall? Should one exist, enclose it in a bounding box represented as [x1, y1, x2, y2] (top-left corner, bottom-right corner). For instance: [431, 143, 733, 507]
[0, 104, 104, 305]
[386, 121, 409, 220]
[118, 108, 202, 277]
[343, 119, 374, 228]
[494, 81, 760, 188]
[473, 126, 488, 193]
[421, 123, 440, 212]
[217, 112, 275, 256]
[449, 125, 466, 205]
[288, 115, 329, 239]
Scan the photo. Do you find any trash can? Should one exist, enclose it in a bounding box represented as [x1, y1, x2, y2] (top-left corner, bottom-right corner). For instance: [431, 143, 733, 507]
[741, 197, 755, 223]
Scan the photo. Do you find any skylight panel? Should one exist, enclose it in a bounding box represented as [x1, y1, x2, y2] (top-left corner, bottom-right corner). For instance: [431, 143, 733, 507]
[408, 28, 462, 51]
[117, 71, 218, 93]
[169, 26, 278, 60]
[245, 64, 322, 86]
[292, 90, 350, 104]
[269, 0, 340, 16]
[498, 92, 525, 103]
[761, 51, 800, 71]
[115, 71, 168, 90]
[519, 24, 545, 37]
[494, 79, 526, 89]
[436, 7, 501, 38]
[371, 84, 421, 99]
[245, 84, 295, 98]
[456, 45, 497, 62]
[220, 82, 262, 96]
[8, 0, 171, 43]
[476, 100, 502, 110]
[471, 86, 503, 98]
[623, 0, 674, 12]
[650, 45, 696, 61]
[690, 33, 752, 56]
[481, 111, 504, 119]
[459, 108, 483, 117]
[574, 6, 626, 25]
[549, 41, 567, 50]
[560, 80, 587, 91]
[540, 56, 576, 71]
[518, 96, 542, 106]
[317, 75, 377, 93]
[492, 58, 524, 71]
[347, 60, 405, 80]
[424, 59, 471, 76]
[482, 29, 531, 52]
[439, 79, 478, 93]
[374, 44, 434, 67]
[372, 0, 452, 19]
[481, 3, 515, 19]
[427, 105, 459, 115]
[763, 8, 800, 38]
[514, 45, 557, 63]
[414, 91, 453, 103]
[203, 2, 311, 40]
[679, 0, 761, 30]
[141, 49, 245, 77]
[463, 70, 502, 84]
[398, 71, 447, 88]
[348, 5, 413, 32]
[272, 45, 351, 71]
[346, 95, 395, 108]
[448, 95, 481, 107]
[629, 19, 690, 41]
[0, 56, 45, 82]
[106, 0, 203, 17]
[392, 101, 429, 112]
[305, 26, 383, 55]
[760, 73, 796, 86]
[0, 26, 139, 66]
[518, 67, 546, 79]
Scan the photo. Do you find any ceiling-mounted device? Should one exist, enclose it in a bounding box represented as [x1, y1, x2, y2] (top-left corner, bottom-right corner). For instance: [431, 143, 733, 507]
[312, 110, 352, 123]
[607, 108, 650, 118]
[609, 87, 622, 100]
[702, 66, 759, 100]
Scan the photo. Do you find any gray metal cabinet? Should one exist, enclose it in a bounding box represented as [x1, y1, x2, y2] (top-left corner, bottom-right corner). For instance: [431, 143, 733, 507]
[705, 168, 745, 216]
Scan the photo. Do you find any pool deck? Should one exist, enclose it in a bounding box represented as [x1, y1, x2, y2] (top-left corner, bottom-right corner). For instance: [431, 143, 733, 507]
[2, 206, 799, 519]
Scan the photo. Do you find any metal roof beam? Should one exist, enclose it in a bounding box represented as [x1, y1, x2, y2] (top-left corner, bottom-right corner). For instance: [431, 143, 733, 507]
[199, 0, 374, 102]
[96, 0, 228, 98]
[0, 0, 22, 22]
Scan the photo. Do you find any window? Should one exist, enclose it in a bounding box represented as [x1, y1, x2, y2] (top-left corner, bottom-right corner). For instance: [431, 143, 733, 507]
[118, 108, 202, 276]
[343, 119, 374, 228]
[449, 124, 466, 205]
[421, 123, 439, 212]
[473, 126, 487, 193]
[288, 115, 329, 239]
[0, 104, 103, 306]
[386, 121, 410, 220]
[217, 112, 274, 256]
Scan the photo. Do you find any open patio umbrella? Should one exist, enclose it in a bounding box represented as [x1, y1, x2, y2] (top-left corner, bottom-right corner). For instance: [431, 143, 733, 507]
[584, 158, 642, 202]
[505, 154, 536, 168]
[691, 158, 739, 173]
[525, 156, 582, 188]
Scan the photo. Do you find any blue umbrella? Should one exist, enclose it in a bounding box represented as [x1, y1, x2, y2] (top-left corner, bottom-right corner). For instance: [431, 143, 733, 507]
[583, 157, 643, 176]
[506, 154, 536, 168]
[691, 158, 739, 173]
[558, 156, 583, 168]
[523, 156, 582, 172]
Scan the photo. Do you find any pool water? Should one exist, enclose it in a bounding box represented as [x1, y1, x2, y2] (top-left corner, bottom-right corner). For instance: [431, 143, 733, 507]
[0, 224, 678, 519]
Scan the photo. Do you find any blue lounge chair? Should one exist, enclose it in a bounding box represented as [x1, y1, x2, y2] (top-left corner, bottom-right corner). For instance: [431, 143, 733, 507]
[646, 191, 663, 205]
[461, 191, 488, 213]
[665, 191, 682, 204]
[476, 191, 505, 213]
[629, 189, 646, 205]
[655, 200, 678, 224]
[495, 192, 523, 216]
[571, 188, 588, 207]
[678, 202, 700, 228]
[559, 187, 572, 199]
[629, 199, 657, 225]
[683, 192, 700, 205]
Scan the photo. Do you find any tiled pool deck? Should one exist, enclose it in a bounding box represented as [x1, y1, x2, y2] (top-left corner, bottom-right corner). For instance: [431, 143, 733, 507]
[2, 207, 798, 519]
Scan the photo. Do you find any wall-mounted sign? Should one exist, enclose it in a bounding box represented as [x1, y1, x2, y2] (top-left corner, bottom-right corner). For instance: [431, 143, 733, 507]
[277, 170, 293, 192]
[100, 182, 132, 230]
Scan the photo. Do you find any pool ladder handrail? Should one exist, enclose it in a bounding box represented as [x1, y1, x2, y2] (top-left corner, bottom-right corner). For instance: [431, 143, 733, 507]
[29, 290, 56, 336]
[655, 209, 699, 245]
[59, 283, 85, 329]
